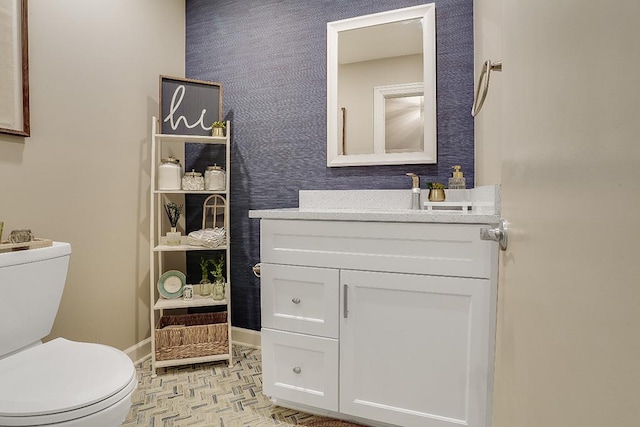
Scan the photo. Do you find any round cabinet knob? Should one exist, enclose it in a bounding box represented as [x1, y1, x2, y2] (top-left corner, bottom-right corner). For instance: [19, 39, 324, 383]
[292, 297, 301, 304]
[292, 367, 302, 374]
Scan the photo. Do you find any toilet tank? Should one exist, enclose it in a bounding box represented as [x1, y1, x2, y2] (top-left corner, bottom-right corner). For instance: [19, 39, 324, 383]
[0, 242, 71, 357]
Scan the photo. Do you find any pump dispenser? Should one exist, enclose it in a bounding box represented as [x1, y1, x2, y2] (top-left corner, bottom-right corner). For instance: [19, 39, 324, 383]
[448, 165, 466, 189]
[406, 173, 422, 210]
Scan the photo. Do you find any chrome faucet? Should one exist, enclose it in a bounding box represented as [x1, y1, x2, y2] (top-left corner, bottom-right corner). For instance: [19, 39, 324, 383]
[406, 173, 422, 210]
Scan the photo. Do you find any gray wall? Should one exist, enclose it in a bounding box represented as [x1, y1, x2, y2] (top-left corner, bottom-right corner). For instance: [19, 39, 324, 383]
[185, 0, 474, 330]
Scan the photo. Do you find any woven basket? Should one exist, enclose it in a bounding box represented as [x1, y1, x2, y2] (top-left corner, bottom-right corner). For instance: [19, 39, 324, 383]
[155, 312, 228, 361]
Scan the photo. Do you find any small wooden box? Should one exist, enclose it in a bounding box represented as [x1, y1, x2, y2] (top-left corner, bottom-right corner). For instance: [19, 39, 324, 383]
[0, 238, 53, 253]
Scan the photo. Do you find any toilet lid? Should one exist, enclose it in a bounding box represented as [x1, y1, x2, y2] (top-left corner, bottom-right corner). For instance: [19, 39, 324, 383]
[0, 338, 136, 418]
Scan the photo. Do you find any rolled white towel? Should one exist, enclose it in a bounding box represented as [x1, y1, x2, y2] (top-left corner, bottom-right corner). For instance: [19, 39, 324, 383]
[187, 228, 226, 248]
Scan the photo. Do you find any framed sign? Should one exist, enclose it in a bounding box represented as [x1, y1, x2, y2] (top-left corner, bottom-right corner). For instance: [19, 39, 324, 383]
[0, 0, 30, 137]
[160, 75, 222, 136]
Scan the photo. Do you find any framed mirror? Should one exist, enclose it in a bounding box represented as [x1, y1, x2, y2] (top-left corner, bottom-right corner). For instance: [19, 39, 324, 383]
[0, 0, 29, 137]
[327, 5, 435, 167]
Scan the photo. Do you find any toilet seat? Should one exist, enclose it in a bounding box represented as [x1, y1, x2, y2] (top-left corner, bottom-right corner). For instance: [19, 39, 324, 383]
[0, 338, 137, 426]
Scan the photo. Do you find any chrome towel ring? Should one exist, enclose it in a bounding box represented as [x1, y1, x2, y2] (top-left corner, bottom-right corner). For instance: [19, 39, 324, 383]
[471, 59, 502, 117]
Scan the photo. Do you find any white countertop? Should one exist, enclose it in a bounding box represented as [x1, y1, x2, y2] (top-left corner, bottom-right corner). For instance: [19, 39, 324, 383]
[249, 186, 501, 224]
[249, 207, 500, 224]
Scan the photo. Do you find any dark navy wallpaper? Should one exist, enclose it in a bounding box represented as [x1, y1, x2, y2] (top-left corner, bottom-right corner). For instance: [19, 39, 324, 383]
[185, 0, 474, 331]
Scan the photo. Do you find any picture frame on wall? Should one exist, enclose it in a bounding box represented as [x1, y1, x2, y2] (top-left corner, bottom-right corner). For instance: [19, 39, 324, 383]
[0, 0, 30, 137]
[159, 75, 222, 136]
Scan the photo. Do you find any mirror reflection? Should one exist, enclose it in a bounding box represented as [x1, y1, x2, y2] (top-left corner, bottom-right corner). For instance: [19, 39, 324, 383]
[327, 5, 436, 167]
[384, 93, 424, 154]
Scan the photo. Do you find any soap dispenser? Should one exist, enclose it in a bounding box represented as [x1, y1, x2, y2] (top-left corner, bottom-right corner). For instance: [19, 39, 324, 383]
[406, 173, 422, 210]
[448, 165, 466, 189]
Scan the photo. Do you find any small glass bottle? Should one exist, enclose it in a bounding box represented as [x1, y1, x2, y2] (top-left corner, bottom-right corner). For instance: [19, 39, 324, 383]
[448, 165, 466, 189]
[204, 164, 226, 191]
[199, 279, 211, 296]
[166, 227, 181, 246]
[212, 278, 226, 301]
[182, 170, 205, 191]
[158, 157, 182, 190]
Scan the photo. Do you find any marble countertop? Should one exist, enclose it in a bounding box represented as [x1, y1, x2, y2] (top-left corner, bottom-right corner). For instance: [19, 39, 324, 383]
[249, 186, 501, 225]
[249, 207, 500, 224]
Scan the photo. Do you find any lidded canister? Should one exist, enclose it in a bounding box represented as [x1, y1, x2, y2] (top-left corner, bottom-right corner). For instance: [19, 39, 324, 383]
[158, 157, 182, 190]
[182, 170, 205, 191]
[204, 164, 226, 191]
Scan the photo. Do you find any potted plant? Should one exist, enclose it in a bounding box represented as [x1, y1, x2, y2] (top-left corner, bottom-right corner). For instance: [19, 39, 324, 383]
[427, 182, 446, 202]
[199, 257, 212, 296]
[212, 121, 226, 137]
[163, 202, 183, 245]
[210, 255, 226, 300]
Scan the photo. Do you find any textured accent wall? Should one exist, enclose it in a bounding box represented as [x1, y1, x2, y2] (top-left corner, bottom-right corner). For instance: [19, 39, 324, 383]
[185, 0, 474, 331]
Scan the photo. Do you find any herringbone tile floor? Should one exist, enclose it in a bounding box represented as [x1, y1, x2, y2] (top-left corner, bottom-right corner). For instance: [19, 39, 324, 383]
[121, 346, 326, 427]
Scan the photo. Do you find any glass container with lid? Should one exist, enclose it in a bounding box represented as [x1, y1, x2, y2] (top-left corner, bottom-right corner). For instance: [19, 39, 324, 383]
[158, 157, 182, 190]
[182, 170, 205, 191]
[204, 164, 226, 191]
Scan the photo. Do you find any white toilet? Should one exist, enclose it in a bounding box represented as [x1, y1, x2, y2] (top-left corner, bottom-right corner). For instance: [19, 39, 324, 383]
[0, 242, 137, 426]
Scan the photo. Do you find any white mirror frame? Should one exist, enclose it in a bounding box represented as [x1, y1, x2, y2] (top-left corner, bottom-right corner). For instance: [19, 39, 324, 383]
[327, 4, 436, 167]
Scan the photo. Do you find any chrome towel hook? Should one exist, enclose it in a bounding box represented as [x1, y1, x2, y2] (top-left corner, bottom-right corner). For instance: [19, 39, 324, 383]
[471, 59, 502, 117]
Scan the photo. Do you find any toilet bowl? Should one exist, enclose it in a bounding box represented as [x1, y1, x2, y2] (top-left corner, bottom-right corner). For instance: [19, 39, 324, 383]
[0, 243, 137, 426]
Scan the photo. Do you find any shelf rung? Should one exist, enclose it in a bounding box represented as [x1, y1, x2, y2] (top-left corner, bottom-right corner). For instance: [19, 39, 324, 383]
[155, 353, 230, 368]
[154, 244, 227, 252]
[154, 295, 228, 310]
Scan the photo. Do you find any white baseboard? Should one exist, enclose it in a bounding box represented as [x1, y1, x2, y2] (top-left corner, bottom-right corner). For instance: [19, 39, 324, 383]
[124, 337, 151, 365]
[125, 328, 260, 364]
[231, 326, 261, 349]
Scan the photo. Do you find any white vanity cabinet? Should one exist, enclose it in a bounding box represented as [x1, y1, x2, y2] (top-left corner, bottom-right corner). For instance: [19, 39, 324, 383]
[257, 218, 498, 427]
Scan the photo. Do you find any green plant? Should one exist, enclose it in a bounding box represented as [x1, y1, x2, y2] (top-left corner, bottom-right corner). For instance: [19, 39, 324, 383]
[200, 257, 210, 281]
[212, 121, 226, 129]
[427, 182, 445, 190]
[210, 255, 225, 282]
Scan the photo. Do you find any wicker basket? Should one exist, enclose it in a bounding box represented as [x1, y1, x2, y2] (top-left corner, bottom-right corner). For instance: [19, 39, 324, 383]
[155, 312, 228, 361]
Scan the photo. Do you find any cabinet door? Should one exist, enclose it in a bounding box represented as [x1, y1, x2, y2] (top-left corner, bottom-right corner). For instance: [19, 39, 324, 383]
[261, 328, 339, 411]
[340, 270, 492, 427]
[261, 263, 339, 338]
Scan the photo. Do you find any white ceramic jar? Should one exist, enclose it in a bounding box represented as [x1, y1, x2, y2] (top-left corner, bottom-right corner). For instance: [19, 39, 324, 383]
[205, 165, 226, 191]
[158, 157, 182, 190]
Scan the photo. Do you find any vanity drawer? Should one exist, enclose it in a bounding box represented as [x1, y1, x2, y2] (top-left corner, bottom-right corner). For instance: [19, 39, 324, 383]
[261, 219, 495, 279]
[261, 328, 339, 412]
[261, 264, 339, 338]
